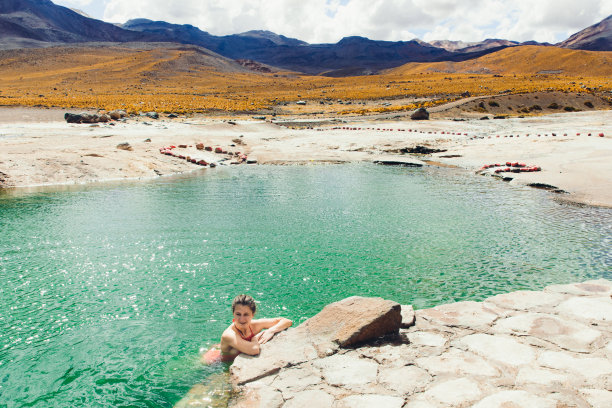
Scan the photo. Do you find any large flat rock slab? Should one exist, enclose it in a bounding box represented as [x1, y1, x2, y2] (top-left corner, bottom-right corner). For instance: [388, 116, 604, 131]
[556, 296, 612, 322]
[415, 348, 500, 377]
[421, 378, 483, 406]
[484, 290, 568, 312]
[418, 301, 504, 330]
[492, 312, 603, 352]
[313, 353, 378, 387]
[336, 394, 405, 408]
[544, 279, 612, 297]
[471, 390, 558, 408]
[378, 365, 432, 394]
[455, 333, 537, 367]
[282, 390, 334, 408]
[230, 330, 319, 385]
[537, 350, 612, 382]
[579, 389, 612, 408]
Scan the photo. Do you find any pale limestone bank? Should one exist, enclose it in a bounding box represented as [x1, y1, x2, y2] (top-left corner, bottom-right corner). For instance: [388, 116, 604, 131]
[1, 107, 612, 208]
[186, 279, 612, 408]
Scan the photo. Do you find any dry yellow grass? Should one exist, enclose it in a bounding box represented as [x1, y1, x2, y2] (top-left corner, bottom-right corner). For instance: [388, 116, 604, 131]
[0, 44, 610, 115]
[390, 45, 612, 76]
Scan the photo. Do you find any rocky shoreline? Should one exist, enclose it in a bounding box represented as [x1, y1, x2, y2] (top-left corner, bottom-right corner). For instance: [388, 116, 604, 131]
[1, 107, 611, 208]
[181, 279, 612, 407]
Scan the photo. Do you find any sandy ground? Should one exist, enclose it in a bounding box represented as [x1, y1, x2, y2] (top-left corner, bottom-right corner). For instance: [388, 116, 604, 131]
[0, 106, 611, 207]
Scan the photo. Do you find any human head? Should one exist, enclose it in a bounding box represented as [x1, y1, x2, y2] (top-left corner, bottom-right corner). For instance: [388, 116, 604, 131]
[232, 294, 257, 315]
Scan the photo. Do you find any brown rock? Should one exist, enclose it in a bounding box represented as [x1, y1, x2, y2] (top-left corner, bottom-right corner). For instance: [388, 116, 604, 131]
[116, 143, 132, 151]
[64, 112, 98, 124]
[196, 143, 204, 150]
[401, 305, 416, 328]
[302, 296, 401, 348]
[411, 108, 429, 120]
[109, 110, 127, 120]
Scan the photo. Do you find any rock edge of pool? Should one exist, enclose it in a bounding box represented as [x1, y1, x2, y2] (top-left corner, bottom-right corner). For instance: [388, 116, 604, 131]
[1, 108, 612, 208]
[177, 279, 612, 408]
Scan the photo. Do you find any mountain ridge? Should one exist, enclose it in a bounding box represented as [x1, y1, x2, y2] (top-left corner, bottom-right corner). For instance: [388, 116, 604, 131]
[557, 15, 612, 51]
[1, 1, 611, 76]
[0, 0, 149, 44]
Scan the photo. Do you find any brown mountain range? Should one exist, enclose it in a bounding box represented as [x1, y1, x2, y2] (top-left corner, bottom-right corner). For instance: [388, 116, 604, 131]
[0, 1, 611, 75]
[558, 15, 612, 51]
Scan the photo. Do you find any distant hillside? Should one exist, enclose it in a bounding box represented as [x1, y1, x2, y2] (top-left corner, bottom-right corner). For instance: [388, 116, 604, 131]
[0, 42, 254, 82]
[0, 0, 148, 48]
[2, 1, 610, 77]
[2, 42, 610, 115]
[121, 18, 308, 59]
[558, 15, 612, 51]
[389, 46, 612, 76]
[260, 36, 454, 75]
[122, 19, 458, 75]
[235, 30, 307, 46]
[430, 39, 518, 53]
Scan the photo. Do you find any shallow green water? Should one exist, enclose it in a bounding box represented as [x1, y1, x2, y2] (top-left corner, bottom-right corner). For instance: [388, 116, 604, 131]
[1, 164, 610, 407]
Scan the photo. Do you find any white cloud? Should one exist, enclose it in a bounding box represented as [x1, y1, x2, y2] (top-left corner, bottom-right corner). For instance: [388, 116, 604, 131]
[54, 0, 94, 6]
[51, 0, 612, 44]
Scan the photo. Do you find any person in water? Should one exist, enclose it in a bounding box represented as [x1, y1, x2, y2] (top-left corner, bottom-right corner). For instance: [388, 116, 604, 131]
[203, 294, 293, 364]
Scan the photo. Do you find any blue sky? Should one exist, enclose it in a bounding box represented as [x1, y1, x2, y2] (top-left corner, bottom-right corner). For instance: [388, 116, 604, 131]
[53, 0, 612, 44]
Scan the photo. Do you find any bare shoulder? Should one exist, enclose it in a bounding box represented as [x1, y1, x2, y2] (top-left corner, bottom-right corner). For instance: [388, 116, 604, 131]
[221, 326, 237, 344]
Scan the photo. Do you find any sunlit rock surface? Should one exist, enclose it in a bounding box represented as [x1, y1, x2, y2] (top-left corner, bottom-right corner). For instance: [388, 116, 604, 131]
[184, 279, 612, 407]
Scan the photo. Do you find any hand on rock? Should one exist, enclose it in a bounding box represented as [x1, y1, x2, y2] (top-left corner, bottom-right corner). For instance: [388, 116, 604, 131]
[255, 330, 274, 345]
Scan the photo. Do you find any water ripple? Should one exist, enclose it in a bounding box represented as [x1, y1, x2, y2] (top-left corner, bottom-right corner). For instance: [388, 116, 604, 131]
[0, 163, 610, 407]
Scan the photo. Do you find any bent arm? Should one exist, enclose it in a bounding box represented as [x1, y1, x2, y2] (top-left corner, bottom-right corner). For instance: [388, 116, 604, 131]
[263, 317, 293, 335]
[253, 317, 293, 344]
[221, 331, 260, 356]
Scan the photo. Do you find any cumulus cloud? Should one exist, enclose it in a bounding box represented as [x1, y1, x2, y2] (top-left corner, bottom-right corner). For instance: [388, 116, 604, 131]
[52, 0, 612, 44]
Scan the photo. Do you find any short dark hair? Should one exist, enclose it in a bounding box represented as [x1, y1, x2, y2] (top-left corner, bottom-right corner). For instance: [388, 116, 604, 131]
[232, 294, 256, 314]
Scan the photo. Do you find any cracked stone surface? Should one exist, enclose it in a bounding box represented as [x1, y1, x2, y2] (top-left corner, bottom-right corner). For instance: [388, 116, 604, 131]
[415, 347, 500, 377]
[336, 394, 405, 408]
[417, 300, 502, 331]
[471, 390, 559, 408]
[455, 333, 538, 367]
[283, 390, 334, 408]
[421, 378, 483, 405]
[181, 280, 612, 407]
[492, 312, 603, 352]
[314, 353, 379, 387]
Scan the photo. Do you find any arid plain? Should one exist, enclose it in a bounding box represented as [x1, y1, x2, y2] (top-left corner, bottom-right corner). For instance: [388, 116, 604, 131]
[1, 44, 612, 208]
